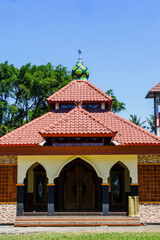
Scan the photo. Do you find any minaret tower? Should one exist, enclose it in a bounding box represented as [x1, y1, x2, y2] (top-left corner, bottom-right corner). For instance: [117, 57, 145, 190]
[146, 82, 160, 136]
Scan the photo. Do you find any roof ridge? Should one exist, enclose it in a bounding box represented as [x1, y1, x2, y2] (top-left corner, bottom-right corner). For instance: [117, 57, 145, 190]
[46, 80, 73, 101]
[150, 81, 160, 92]
[0, 111, 52, 141]
[78, 106, 117, 133]
[40, 106, 116, 134]
[109, 111, 160, 142]
[46, 79, 113, 102]
[84, 80, 113, 101]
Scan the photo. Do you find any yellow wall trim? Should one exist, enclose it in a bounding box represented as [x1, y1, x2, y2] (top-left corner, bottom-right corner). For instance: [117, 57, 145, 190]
[47, 184, 55, 186]
[0, 202, 17, 204]
[18, 155, 138, 184]
[16, 184, 25, 186]
[101, 183, 109, 185]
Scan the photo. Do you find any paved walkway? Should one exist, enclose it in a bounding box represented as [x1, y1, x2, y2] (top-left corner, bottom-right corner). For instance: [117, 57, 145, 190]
[0, 225, 160, 234]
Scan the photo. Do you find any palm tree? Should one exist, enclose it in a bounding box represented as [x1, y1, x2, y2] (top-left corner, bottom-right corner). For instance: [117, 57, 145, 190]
[129, 114, 146, 128]
[146, 114, 155, 133]
[106, 89, 126, 113]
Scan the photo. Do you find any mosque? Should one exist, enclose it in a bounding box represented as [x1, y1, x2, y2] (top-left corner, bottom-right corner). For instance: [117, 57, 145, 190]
[0, 52, 160, 226]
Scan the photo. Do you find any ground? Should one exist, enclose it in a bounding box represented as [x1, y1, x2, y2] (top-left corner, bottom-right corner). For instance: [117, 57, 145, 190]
[0, 225, 160, 239]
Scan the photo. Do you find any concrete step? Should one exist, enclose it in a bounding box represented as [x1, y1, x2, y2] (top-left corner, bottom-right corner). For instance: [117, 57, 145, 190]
[15, 216, 140, 227]
[109, 212, 127, 216]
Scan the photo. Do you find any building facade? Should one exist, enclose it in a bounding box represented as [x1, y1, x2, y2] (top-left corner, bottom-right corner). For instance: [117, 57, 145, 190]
[0, 55, 160, 224]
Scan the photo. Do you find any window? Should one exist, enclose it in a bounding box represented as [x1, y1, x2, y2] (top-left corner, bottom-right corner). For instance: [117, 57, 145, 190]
[45, 137, 112, 146]
[82, 103, 101, 110]
[59, 103, 76, 110]
[54, 137, 103, 143]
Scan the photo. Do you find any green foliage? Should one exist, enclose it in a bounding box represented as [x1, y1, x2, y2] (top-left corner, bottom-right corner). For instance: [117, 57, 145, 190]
[0, 62, 72, 137]
[106, 89, 126, 113]
[146, 114, 155, 133]
[129, 114, 146, 128]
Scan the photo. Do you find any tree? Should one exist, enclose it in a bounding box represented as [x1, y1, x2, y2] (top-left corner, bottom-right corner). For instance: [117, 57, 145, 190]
[146, 114, 155, 133]
[129, 114, 146, 128]
[0, 62, 72, 137]
[106, 89, 126, 113]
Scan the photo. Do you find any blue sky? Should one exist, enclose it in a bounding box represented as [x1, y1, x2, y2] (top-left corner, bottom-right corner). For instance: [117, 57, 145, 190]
[0, 0, 160, 122]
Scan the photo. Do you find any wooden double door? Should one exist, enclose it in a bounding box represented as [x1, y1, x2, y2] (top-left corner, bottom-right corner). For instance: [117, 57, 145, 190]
[64, 164, 95, 210]
[56, 159, 101, 211]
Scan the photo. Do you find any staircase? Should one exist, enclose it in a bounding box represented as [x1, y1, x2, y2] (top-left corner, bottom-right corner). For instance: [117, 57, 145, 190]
[15, 214, 140, 227]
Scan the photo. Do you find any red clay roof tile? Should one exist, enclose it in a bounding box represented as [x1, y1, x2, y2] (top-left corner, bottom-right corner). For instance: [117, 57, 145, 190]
[40, 106, 117, 137]
[146, 82, 160, 98]
[46, 80, 113, 103]
[0, 109, 160, 146]
[90, 111, 160, 145]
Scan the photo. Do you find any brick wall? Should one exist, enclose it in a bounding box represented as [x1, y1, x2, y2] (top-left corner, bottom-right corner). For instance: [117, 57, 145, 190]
[138, 155, 160, 223]
[138, 164, 160, 202]
[0, 165, 17, 202]
[0, 204, 16, 224]
[0, 156, 17, 223]
[139, 203, 160, 223]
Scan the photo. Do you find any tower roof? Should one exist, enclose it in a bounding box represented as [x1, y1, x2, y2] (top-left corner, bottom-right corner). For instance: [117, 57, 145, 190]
[46, 79, 113, 104]
[146, 82, 160, 98]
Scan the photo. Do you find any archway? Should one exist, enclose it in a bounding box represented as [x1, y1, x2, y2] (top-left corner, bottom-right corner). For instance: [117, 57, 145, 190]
[24, 163, 48, 212]
[55, 158, 102, 211]
[109, 162, 130, 211]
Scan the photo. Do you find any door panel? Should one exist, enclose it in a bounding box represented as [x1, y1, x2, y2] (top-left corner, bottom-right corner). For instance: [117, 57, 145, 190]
[64, 167, 79, 209]
[80, 168, 95, 209]
[64, 162, 95, 210]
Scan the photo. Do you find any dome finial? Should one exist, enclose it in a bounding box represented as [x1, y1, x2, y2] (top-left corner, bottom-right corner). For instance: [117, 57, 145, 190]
[78, 49, 82, 63]
[71, 50, 89, 80]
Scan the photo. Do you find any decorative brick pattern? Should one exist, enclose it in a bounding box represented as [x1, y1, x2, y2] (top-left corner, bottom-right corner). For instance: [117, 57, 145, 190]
[139, 203, 160, 223]
[0, 165, 17, 202]
[138, 164, 160, 202]
[0, 204, 16, 224]
[138, 154, 160, 163]
[0, 156, 17, 164]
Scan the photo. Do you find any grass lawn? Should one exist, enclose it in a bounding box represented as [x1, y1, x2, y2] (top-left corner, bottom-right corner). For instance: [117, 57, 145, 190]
[0, 232, 160, 240]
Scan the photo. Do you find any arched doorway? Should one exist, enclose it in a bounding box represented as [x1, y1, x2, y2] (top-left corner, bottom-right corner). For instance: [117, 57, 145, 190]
[55, 158, 102, 211]
[110, 162, 130, 211]
[24, 163, 48, 212]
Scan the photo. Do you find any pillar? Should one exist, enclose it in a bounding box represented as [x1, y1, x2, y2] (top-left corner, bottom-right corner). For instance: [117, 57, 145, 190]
[101, 183, 109, 216]
[130, 183, 139, 196]
[154, 93, 159, 136]
[16, 184, 24, 216]
[47, 183, 55, 216]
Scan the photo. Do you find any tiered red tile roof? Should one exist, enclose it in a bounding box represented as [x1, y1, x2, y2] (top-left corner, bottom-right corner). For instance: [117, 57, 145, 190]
[0, 79, 160, 146]
[46, 79, 113, 103]
[40, 106, 117, 137]
[146, 82, 160, 98]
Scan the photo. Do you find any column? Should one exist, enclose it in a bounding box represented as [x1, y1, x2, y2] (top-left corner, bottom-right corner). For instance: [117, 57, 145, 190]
[154, 93, 159, 135]
[47, 183, 55, 216]
[16, 184, 24, 216]
[101, 183, 109, 216]
[130, 183, 139, 196]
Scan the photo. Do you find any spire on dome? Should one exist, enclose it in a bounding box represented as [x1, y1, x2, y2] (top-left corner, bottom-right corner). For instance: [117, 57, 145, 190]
[72, 50, 89, 80]
[78, 49, 82, 63]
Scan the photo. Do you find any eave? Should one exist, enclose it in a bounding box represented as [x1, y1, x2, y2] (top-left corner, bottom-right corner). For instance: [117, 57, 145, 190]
[0, 145, 160, 156]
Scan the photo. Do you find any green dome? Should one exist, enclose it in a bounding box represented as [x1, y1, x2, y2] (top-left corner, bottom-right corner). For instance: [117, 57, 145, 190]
[72, 50, 89, 80]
